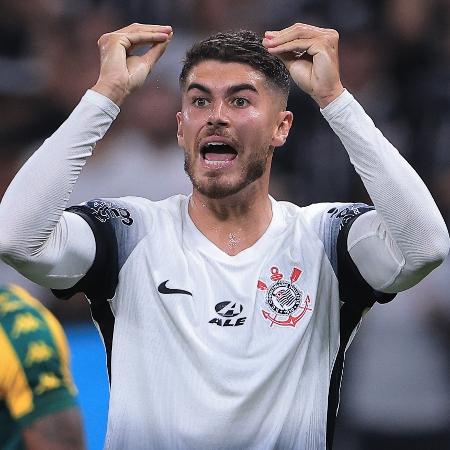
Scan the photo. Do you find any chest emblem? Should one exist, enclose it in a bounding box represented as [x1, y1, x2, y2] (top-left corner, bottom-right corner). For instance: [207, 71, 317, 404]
[257, 266, 312, 328]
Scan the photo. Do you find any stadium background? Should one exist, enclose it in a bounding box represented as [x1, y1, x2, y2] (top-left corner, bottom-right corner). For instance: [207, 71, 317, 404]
[0, 0, 449, 448]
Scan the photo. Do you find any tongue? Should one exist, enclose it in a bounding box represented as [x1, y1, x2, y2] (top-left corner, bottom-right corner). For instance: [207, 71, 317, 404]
[204, 152, 236, 161]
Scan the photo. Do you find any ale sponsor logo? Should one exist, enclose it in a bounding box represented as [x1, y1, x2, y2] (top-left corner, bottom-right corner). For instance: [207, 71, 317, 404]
[209, 301, 246, 327]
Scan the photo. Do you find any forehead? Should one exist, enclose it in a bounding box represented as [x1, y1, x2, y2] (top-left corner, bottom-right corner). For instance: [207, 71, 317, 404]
[183, 60, 268, 92]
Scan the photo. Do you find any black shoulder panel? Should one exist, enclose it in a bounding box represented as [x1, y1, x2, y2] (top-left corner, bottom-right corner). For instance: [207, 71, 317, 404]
[326, 205, 396, 449]
[52, 203, 119, 302]
[335, 206, 395, 307]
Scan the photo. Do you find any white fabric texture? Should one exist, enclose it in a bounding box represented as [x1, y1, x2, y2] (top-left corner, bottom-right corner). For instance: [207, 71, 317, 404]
[68, 194, 346, 450]
[0, 89, 448, 292]
[321, 90, 449, 292]
[0, 90, 117, 286]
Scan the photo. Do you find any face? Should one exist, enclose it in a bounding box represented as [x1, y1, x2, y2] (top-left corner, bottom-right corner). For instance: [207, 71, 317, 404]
[177, 60, 292, 199]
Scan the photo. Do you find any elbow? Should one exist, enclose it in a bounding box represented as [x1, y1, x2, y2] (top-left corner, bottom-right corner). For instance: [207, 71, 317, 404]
[0, 232, 28, 267]
[0, 232, 13, 259]
[428, 226, 450, 267]
[435, 238, 450, 267]
[375, 225, 449, 294]
[410, 226, 450, 274]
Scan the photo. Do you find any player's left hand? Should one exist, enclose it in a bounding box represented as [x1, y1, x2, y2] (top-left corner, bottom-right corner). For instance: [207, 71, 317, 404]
[262, 23, 344, 108]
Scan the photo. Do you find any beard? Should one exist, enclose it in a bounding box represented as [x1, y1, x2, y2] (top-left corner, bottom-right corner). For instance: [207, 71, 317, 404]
[184, 149, 270, 199]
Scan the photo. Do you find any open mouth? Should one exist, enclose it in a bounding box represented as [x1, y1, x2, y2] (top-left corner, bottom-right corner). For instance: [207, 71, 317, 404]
[200, 142, 238, 169]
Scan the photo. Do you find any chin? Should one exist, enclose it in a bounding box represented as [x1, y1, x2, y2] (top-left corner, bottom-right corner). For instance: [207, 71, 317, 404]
[184, 151, 267, 199]
[190, 175, 243, 199]
[198, 185, 242, 199]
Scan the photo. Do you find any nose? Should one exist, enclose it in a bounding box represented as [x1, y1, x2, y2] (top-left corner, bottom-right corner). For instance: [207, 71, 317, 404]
[207, 100, 229, 127]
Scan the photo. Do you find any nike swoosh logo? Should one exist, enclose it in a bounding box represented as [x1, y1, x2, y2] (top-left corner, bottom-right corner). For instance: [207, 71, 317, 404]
[158, 280, 192, 296]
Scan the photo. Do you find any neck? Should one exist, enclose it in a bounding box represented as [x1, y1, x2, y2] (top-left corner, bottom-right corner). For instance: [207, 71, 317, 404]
[188, 179, 273, 256]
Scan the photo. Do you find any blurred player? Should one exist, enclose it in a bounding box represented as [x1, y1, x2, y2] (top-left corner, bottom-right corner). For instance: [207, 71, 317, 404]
[0, 22, 448, 449]
[0, 284, 85, 450]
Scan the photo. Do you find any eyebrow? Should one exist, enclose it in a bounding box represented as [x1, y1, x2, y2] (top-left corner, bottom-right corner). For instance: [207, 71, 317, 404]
[186, 82, 259, 96]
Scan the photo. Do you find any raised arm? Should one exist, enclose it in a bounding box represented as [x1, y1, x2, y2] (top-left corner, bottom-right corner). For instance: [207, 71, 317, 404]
[0, 24, 172, 289]
[264, 23, 449, 293]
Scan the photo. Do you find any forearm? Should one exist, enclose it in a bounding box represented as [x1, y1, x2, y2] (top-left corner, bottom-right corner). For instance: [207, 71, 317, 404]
[0, 90, 118, 280]
[322, 90, 450, 291]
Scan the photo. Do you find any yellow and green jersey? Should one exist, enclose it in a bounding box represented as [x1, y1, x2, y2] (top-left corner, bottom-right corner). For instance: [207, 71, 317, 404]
[0, 284, 78, 450]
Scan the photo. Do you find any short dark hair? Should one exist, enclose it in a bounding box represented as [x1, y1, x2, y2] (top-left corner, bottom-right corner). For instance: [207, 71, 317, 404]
[179, 30, 290, 104]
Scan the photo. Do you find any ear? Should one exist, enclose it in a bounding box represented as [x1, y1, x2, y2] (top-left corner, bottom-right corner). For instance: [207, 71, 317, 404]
[176, 111, 184, 147]
[271, 111, 293, 148]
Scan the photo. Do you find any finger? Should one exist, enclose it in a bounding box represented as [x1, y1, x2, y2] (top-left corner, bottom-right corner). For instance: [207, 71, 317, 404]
[98, 30, 171, 55]
[115, 23, 172, 35]
[264, 38, 316, 55]
[264, 25, 327, 48]
[265, 22, 324, 38]
[108, 31, 171, 53]
[142, 32, 173, 67]
[267, 22, 326, 33]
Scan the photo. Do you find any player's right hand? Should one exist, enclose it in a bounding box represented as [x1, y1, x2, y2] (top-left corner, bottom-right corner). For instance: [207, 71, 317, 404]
[92, 23, 173, 105]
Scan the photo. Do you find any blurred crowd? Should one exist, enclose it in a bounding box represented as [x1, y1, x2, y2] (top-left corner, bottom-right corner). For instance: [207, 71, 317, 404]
[0, 0, 449, 449]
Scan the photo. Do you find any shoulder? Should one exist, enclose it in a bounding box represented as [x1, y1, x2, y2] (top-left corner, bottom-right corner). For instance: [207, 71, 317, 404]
[67, 194, 188, 231]
[0, 285, 77, 424]
[0, 284, 57, 342]
[0, 284, 71, 367]
[55, 195, 190, 300]
[276, 200, 374, 271]
[65, 194, 188, 248]
[277, 200, 372, 234]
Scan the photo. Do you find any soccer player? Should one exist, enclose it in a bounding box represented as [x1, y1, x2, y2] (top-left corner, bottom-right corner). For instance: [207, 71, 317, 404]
[0, 22, 448, 449]
[0, 284, 85, 449]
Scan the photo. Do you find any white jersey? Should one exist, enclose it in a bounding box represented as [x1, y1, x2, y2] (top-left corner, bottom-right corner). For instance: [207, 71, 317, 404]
[54, 194, 393, 450]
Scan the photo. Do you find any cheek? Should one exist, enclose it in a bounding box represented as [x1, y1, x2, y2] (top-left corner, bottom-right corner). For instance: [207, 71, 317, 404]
[238, 112, 276, 144]
[246, 109, 265, 121]
[236, 110, 263, 132]
[182, 109, 191, 121]
[180, 110, 201, 142]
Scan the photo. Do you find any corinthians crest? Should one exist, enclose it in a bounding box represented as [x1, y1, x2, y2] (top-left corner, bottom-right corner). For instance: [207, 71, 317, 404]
[257, 266, 312, 328]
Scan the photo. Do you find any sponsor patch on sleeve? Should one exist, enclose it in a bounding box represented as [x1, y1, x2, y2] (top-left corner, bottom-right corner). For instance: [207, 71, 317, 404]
[86, 200, 133, 226]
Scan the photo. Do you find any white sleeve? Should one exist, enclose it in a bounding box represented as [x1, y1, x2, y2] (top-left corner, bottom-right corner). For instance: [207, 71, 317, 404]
[0, 90, 119, 289]
[321, 90, 450, 293]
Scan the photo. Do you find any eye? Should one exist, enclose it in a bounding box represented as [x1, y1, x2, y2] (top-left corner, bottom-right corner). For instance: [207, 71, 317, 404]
[193, 97, 210, 107]
[232, 97, 249, 108]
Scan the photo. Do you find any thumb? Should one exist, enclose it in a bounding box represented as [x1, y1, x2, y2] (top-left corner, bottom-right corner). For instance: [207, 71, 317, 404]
[143, 32, 173, 68]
